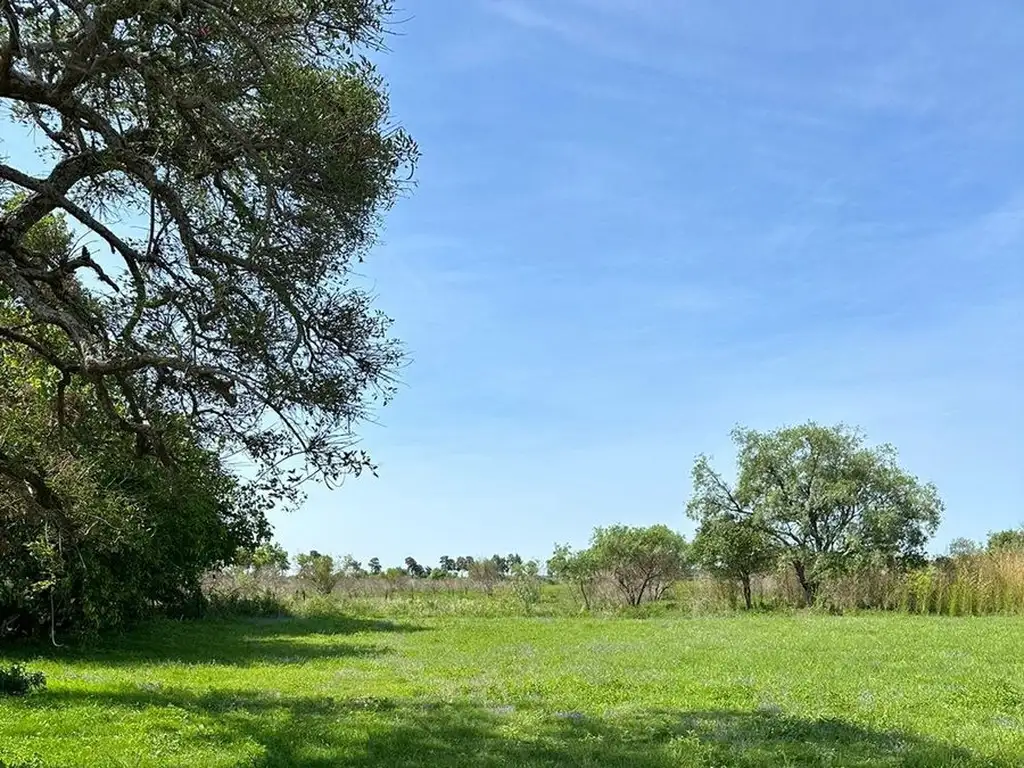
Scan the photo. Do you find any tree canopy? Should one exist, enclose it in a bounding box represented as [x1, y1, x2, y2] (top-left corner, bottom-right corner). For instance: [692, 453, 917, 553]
[0, 0, 416, 502]
[687, 423, 943, 604]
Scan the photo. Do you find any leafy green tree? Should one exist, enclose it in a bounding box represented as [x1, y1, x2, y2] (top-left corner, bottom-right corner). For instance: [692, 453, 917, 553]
[439, 555, 456, 574]
[986, 528, 1024, 553]
[948, 537, 982, 559]
[1, 216, 267, 637]
[295, 552, 340, 596]
[689, 423, 943, 605]
[0, 0, 416, 506]
[690, 517, 776, 609]
[367, 557, 382, 576]
[589, 525, 690, 606]
[547, 544, 598, 611]
[233, 542, 290, 574]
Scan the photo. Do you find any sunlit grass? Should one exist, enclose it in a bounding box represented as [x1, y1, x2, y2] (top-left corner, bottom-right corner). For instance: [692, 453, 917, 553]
[2, 613, 1022, 766]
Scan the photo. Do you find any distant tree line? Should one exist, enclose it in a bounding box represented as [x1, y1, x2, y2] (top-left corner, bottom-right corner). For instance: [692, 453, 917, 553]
[279, 551, 533, 596]
[216, 422, 1021, 616]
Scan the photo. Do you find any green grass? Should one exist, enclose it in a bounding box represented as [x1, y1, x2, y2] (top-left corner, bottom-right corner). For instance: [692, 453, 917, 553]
[2, 614, 1023, 766]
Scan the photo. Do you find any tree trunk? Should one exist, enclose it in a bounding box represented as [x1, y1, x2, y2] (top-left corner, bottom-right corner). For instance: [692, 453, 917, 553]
[740, 575, 753, 610]
[793, 560, 815, 606]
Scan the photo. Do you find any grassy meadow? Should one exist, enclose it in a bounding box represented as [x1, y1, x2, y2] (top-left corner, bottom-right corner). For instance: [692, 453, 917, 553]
[2, 611, 1023, 767]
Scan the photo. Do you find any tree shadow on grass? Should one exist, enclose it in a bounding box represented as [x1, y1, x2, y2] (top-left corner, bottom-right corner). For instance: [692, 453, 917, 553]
[10, 687, 1015, 767]
[2, 615, 425, 666]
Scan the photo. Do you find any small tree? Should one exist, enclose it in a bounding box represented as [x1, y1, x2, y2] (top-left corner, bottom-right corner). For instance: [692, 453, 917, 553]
[691, 517, 776, 609]
[590, 525, 689, 606]
[295, 551, 340, 596]
[382, 567, 405, 599]
[509, 560, 542, 610]
[367, 558, 382, 576]
[547, 544, 598, 611]
[234, 543, 290, 575]
[948, 538, 982, 559]
[404, 557, 425, 578]
[439, 555, 456, 574]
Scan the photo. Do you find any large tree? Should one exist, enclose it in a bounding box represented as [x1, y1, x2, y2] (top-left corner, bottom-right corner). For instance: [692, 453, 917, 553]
[687, 423, 943, 605]
[1, 215, 267, 637]
[0, 1, 416, 500]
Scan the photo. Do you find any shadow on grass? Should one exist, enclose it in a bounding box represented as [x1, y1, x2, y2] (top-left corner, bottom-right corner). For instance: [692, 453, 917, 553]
[3, 615, 425, 666]
[10, 687, 1013, 767]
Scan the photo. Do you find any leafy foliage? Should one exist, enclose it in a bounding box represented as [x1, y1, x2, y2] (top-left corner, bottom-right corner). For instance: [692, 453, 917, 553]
[688, 423, 943, 604]
[987, 527, 1024, 553]
[0, 0, 416, 507]
[691, 517, 777, 609]
[296, 552, 341, 596]
[509, 559, 542, 610]
[589, 525, 690, 606]
[0, 664, 45, 697]
[0, 216, 269, 637]
[547, 544, 599, 610]
[233, 543, 291, 574]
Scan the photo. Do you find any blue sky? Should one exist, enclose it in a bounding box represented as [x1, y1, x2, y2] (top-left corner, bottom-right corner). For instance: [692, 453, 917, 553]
[3, 2, 1021, 568]
[275, 0, 1022, 567]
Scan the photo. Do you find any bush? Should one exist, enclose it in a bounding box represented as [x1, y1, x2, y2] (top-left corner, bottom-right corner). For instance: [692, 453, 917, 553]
[509, 560, 543, 611]
[0, 665, 46, 697]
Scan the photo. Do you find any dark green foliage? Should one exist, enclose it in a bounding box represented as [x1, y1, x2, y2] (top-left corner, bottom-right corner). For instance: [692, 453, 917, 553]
[1, 288, 267, 637]
[404, 557, 426, 578]
[0, 664, 45, 697]
[0, 0, 415, 507]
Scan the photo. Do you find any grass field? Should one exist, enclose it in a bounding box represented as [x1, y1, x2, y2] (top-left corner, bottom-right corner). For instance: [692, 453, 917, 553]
[2, 613, 1023, 767]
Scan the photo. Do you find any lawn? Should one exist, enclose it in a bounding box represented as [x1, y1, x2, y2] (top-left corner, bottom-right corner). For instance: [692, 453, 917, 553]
[1, 613, 1022, 766]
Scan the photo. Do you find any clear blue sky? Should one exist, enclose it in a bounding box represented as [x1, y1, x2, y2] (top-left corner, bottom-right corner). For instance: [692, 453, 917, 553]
[3, 2, 1021, 568]
[275, 0, 1022, 567]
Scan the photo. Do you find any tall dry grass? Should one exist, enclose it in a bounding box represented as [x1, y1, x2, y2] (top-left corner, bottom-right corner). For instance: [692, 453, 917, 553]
[813, 550, 1024, 615]
[201, 550, 1024, 619]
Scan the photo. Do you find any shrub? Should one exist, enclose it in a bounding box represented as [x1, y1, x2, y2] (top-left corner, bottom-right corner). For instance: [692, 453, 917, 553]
[0, 665, 46, 697]
[509, 560, 543, 610]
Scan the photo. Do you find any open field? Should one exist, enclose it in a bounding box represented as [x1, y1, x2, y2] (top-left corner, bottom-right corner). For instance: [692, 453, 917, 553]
[2, 613, 1023, 767]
